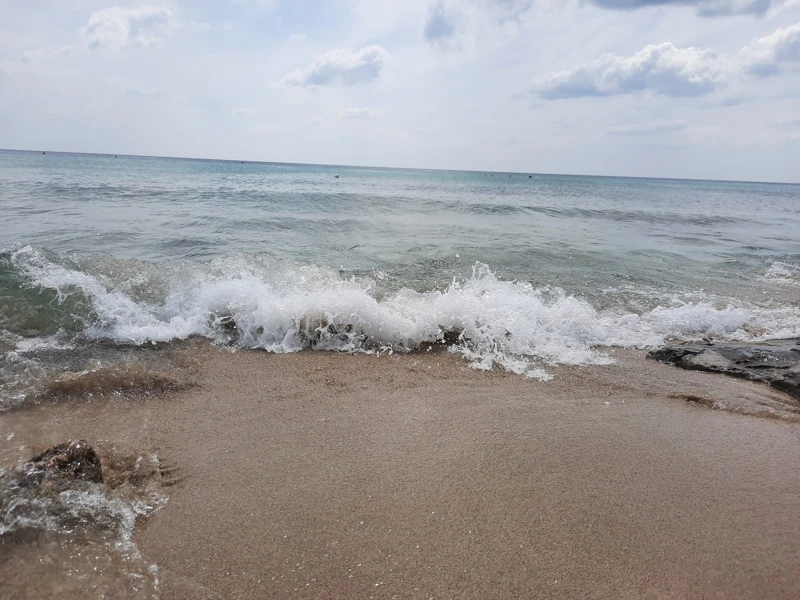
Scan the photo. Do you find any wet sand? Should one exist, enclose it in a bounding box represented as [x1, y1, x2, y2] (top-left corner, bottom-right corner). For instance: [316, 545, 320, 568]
[2, 345, 800, 599]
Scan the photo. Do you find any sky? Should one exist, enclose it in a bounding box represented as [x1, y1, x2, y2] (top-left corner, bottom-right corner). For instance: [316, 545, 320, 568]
[1, 1, 799, 181]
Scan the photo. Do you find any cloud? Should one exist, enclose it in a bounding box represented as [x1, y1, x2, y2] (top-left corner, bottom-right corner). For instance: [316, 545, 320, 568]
[607, 120, 688, 135]
[717, 93, 751, 106]
[532, 42, 723, 99]
[738, 21, 800, 77]
[339, 107, 381, 119]
[279, 45, 388, 87]
[420, 0, 793, 55]
[422, 0, 533, 48]
[587, 0, 780, 17]
[420, 0, 792, 55]
[424, 0, 458, 43]
[82, 5, 175, 50]
[531, 20, 800, 101]
[230, 0, 279, 6]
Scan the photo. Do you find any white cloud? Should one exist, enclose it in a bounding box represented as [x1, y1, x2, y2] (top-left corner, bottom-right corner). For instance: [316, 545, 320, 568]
[532, 42, 723, 99]
[716, 94, 751, 107]
[423, 0, 534, 49]
[420, 0, 791, 53]
[280, 45, 388, 87]
[82, 5, 175, 50]
[232, 107, 257, 116]
[608, 120, 688, 135]
[230, 0, 279, 6]
[339, 107, 381, 119]
[424, 0, 458, 44]
[588, 0, 782, 16]
[738, 21, 800, 77]
[532, 20, 800, 100]
[421, 0, 793, 54]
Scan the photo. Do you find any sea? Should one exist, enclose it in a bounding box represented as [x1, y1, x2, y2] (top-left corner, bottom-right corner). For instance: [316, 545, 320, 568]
[2, 148, 800, 405]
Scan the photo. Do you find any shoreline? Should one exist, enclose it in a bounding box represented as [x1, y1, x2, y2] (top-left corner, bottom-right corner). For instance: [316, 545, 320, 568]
[2, 345, 800, 598]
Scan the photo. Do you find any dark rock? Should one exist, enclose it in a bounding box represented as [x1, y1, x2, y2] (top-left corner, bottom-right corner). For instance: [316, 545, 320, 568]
[29, 440, 104, 484]
[441, 328, 464, 346]
[649, 339, 800, 400]
[217, 315, 238, 332]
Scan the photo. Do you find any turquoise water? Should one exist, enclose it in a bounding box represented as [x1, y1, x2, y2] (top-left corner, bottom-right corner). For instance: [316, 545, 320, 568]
[1, 149, 799, 400]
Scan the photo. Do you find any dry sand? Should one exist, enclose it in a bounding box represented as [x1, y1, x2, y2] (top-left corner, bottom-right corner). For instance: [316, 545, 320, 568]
[2, 344, 800, 599]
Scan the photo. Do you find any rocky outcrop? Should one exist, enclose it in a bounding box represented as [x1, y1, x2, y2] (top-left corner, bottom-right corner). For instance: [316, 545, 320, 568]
[649, 339, 800, 400]
[29, 440, 104, 484]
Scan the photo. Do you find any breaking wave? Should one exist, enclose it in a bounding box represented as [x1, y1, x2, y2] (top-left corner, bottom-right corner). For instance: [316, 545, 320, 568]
[765, 261, 800, 286]
[6, 246, 800, 381]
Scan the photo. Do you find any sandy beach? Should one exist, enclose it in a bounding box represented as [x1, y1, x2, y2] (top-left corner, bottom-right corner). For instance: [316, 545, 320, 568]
[2, 344, 799, 599]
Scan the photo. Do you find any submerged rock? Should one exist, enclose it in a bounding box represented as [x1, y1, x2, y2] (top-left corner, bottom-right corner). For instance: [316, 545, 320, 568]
[1, 443, 168, 598]
[29, 440, 103, 484]
[649, 339, 800, 400]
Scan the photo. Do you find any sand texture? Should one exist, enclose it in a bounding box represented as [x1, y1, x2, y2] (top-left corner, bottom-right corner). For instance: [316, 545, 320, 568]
[2, 345, 800, 599]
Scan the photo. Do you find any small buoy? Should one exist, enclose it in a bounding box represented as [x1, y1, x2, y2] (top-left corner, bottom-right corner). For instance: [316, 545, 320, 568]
[42, 151, 46, 154]
[528, 175, 532, 178]
[335, 174, 340, 178]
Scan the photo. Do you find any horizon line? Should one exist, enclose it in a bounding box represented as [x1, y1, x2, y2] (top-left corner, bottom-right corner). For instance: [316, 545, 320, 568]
[2, 147, 797, 187]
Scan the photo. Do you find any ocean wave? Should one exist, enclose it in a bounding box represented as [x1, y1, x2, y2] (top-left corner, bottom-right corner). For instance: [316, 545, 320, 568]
[8, 246, 800, 380]
[765, 261, 800, 286]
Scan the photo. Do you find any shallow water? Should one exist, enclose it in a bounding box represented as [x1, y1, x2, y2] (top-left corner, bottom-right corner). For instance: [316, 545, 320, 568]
[0, 444, 167, 599]
[1, 149, 799, 400]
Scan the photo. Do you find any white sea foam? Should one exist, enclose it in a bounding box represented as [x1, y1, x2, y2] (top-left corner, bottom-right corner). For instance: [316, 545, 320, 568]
[765, 261, 800, 285]
[11, 246, 800, 379]
[14, 334, 75, 353]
